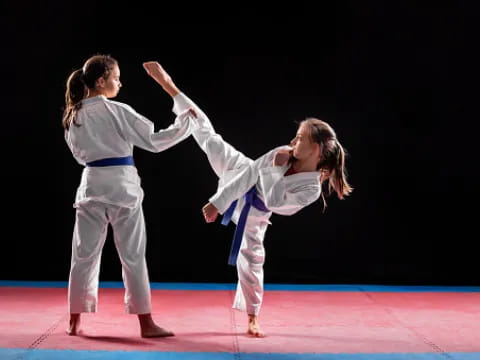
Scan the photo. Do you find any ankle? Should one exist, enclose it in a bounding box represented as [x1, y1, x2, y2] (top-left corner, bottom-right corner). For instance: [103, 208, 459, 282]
[138, 313, 154, 327]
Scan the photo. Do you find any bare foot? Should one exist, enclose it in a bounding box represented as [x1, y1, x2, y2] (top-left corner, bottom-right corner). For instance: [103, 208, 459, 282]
[66, 313, 80, 336]
[247, 315, 265, 337]
[138, 313, 174, 338]
[141, 324, 175, 338]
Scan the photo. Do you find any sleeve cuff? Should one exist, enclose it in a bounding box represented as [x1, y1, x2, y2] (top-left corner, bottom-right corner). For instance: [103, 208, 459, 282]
[172, 92, 191, 115]
[209, 193, 229, 215]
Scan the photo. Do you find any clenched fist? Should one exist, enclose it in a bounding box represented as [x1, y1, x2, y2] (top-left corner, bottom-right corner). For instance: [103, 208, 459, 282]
[202, 202, 219, 223]
[273, 148, 293, 166]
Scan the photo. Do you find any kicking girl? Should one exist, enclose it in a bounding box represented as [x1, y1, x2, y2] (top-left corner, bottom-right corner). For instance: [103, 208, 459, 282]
[143, 61, 352, 337]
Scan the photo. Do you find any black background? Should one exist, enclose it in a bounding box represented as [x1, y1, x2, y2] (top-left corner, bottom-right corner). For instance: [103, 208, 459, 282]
[1, 2, 477, 285]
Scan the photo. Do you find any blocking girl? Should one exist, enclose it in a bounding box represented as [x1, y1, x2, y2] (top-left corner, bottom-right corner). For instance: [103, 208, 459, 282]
[63, 56, 196, 337]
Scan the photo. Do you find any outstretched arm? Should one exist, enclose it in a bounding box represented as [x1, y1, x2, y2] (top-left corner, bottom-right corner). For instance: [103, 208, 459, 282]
[143, 61, 181, 98]
[104, 61, 197, 153]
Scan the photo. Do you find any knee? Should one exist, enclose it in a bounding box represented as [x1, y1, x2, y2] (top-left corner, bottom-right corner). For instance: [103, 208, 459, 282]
[73, 242, 101, 262]
[240, 247, 265, 266]
[121, 253, 147, 268]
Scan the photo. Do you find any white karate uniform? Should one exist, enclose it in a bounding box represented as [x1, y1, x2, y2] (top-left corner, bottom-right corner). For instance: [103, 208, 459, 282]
[65, 94, 196, 314]
[173, 93, 322, 315]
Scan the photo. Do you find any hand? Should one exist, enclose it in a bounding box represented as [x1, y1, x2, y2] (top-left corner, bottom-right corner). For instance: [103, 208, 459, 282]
[320, 168, 331, 183]
[143, 61, 171, 87]
[202, 202, 219, 223]
[187, 107, 198, 118]
[273, 148, 292, 166]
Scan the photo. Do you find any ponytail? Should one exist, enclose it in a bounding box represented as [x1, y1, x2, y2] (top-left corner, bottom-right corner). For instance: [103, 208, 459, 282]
[326, 140, 352, 197]
[62, 69, 87, 130]
[301, 118, 353, 211]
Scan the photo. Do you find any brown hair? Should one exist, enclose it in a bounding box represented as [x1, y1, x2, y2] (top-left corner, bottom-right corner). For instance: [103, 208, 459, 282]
[62, 54, 118, 130]
[300, 118, 353, 209]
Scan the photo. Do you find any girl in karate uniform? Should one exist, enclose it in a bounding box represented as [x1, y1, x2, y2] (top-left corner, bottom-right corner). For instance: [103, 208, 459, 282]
[63, 56, 196, 337]
[143, 61, 353, 337]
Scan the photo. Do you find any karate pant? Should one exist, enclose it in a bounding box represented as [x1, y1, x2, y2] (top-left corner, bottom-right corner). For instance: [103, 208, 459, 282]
[193, 115, 270, 316]
[68, 201, 151, 314]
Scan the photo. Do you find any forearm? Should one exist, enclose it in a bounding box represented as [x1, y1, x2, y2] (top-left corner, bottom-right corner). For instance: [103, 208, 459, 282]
[127, 110, 195, 153]
[209, 165, 259, 214]
[148, 110, 195, 152]
[156, 78, 180, 98]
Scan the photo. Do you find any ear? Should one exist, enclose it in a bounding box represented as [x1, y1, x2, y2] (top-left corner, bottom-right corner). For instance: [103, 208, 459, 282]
[95, 77, 106, 89]
[315, 143, 322, 161]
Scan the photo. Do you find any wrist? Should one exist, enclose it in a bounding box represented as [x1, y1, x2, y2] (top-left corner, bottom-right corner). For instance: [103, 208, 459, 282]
[160, 80, 180, 98]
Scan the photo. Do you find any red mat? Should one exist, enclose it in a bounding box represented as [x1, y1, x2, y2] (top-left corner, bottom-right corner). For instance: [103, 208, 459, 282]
[1, 287, 479, 353]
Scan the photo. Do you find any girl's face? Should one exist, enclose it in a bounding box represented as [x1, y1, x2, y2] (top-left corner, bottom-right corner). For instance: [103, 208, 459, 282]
[290, 123, 319, 161]
[97, 64, 122, 98]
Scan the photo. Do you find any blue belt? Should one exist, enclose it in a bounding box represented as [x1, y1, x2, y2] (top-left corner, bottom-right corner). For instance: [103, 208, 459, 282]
[221, 186, 270, 266]
[86, 156, 134, 167]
